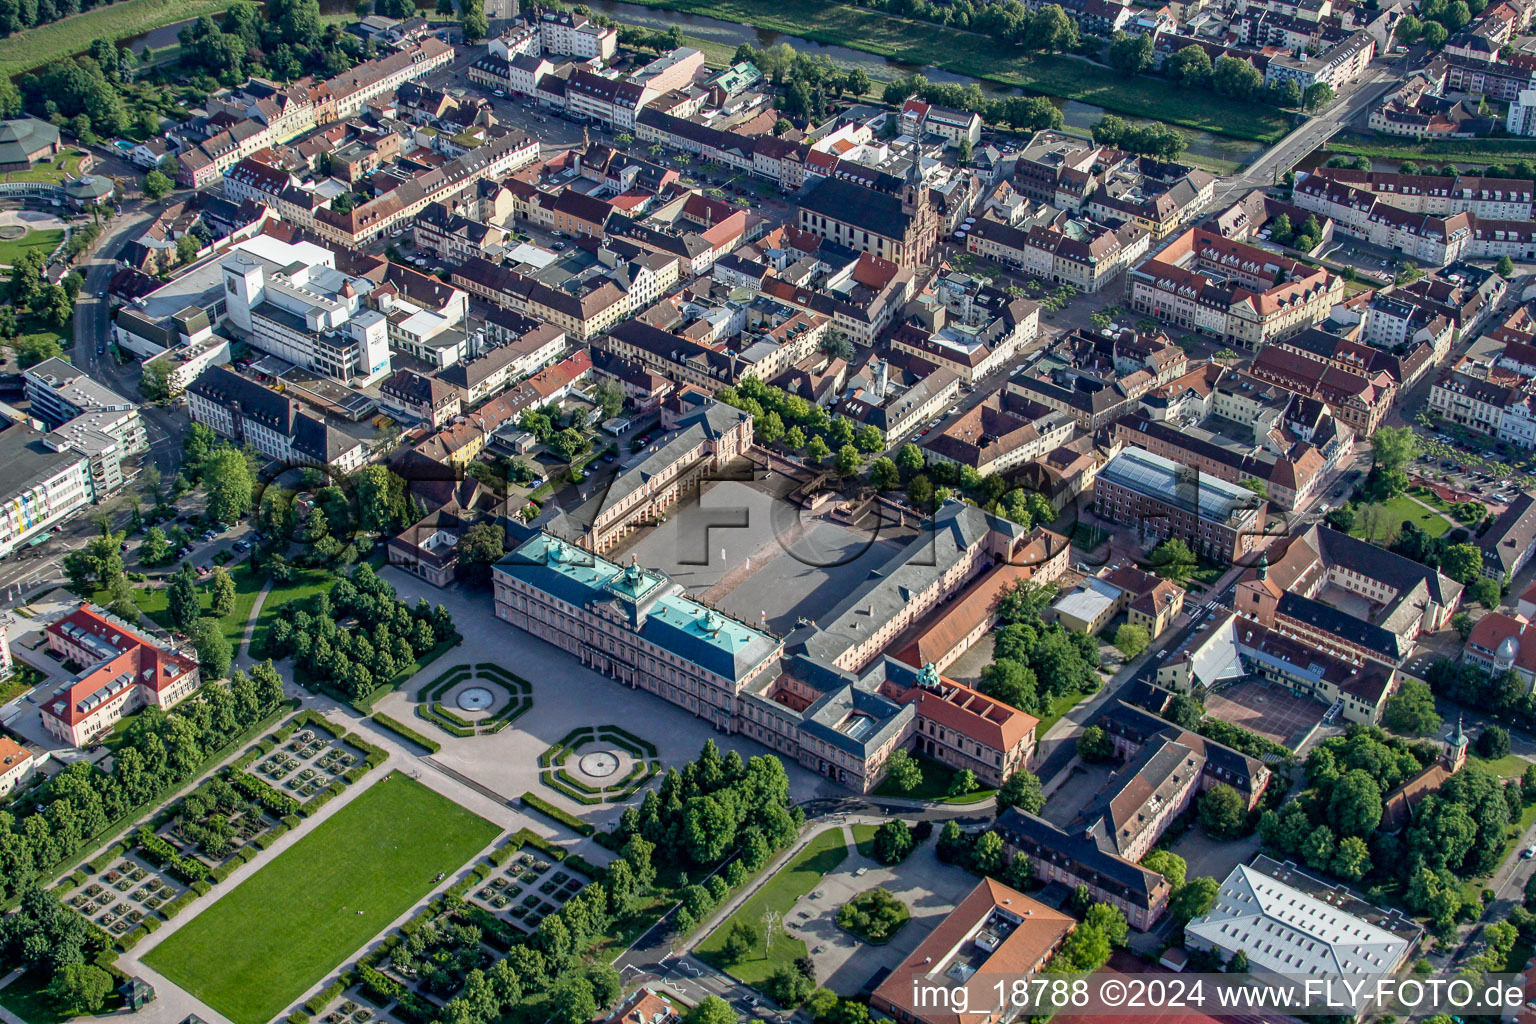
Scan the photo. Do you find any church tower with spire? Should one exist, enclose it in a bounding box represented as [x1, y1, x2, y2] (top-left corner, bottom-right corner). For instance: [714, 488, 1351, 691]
[898, 137, 938, 266]
[1445, 715, 1468, 773]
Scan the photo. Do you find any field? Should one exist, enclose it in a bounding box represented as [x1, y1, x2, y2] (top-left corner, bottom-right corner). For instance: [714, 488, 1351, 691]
[610, 0, 1291, 142]
[696, 828, 848, 984]
[1350, 494, 1451, 542]
[0, 229, 63, 267]
[143, 773, 500, 1024]
[0, 0, 259, 77]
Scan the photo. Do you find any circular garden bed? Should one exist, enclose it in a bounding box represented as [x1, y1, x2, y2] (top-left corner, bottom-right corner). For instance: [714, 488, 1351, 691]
[537, 725, 661, 804]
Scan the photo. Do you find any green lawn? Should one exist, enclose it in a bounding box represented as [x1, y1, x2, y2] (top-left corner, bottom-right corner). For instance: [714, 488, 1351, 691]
[1350, 494, 1451, 542]
[248, 567, 339, 658]
[1471, 753, 1534, 779]
[0, 0, 259, 77]
[89, 562, 263, 654]
[1035, 687, 1096, 739]
[1327, 138, 1536, 168]
[872, 753, 996, 804]
[608, 0, 1291, 141]
[144, 772, 499, 1024]
[697, 828, 848, 985]
[0, 229, 63, 268]
[852, 823, 879, 860]
[1, 150, 85, 185]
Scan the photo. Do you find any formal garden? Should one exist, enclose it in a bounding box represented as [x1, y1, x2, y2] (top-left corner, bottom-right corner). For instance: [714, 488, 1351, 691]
[414, 663, 533, 739]
[52, 710, 388, 952]
[464, 843, 593, 934]
[143, 772, 500, 1024]
[537, 725, 661, 805]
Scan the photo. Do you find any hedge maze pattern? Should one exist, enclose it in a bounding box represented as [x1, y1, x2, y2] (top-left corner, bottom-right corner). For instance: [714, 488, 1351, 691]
[538, 725, 661, 805]
[414, 663, 532, 738]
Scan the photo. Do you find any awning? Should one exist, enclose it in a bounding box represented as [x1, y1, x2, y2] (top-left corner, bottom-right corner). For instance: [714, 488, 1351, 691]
[25, 531, 52, 547]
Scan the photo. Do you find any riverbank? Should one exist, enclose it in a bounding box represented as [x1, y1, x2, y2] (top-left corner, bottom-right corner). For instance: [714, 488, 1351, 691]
[0, 0, 257, 78]
[600, 0, 1292, 142]
[1326, 135, 1536, 166]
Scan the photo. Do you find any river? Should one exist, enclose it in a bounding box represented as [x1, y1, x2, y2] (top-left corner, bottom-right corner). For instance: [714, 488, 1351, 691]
[578, 0, 1266, 168]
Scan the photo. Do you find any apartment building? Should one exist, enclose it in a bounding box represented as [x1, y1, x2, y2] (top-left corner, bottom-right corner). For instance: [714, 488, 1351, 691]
[186, 365, 368, 474]
[40, 603, 201, 747]
[1128, 228, 1343, 348]
[966, 214, 1150, 292]
[453, 255, 628, 341]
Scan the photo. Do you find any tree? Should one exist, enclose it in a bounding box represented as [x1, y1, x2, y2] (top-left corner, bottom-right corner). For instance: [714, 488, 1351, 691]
[765, 963, 814, 1007]
[1439, 543, 1483, 585]
[202, 447, 254, 524]
[209, 566, 235, 617]
[458, 522, 505, 586]
[459, 0, 487, 41]
[1077, 725, 1114, 762]
[1113, 623, 1150, 660]
[835, 444, 861, 476]
[1471, 576, 1503, 610]
[997, 769, 1045, 815]
[167, 564, 201, 631]
[957, 137, 973, 166]
[1166, 44, 1213, 87]
[140, 526, 169, 566]
[687, 996, 735, 1024]
[1199, 783, 1247, 839]
[972, 830, 1005, 874]
[949, 768, 978, 797]
[191, 618, 233, 678]
[1142, 849, 1186, 890]
[1109, 31, 1154, 74]
[1169, 876, 1218, 922]
[723, 919, 756, 963]
[1327, 769, 1383, 836]
[1497, 255, 1516, 277]
[1477, 725, 1511, 759]
[872, 820, 915, 864]
[870, 457, 901, 491]
[1384, 680, 1442, 737]
[1396, 13, 1423, 40]
[884, 748, 922, 792]
[805, 435, 831, 464]
[142, 169, 173, 200]
[47, 963, 113, 1015]
[1302, 82, 1334, 111]
[1146, 538, 1197, 582]
[1332, 835, 1372, 880]
[176, 233, 200, 265]
[547, 974, 597, 1024]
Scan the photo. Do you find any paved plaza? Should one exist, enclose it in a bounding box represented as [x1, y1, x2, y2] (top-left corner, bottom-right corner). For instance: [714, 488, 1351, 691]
[376, 566, 849, 826]
[613, 479, 915, 634]
[787, 830, 979, 994]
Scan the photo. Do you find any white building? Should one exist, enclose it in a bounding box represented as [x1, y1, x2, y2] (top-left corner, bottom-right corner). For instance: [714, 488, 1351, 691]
[1187, 856, 1420, 982]
[221, 234, 392, 385]
[185, 365, 368, 473]
[1510, 89, 1536, 135]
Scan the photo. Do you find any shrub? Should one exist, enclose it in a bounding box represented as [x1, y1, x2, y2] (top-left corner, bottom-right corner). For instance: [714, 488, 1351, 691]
[519, 793, 594, 835]
[371, 713, 441, 753]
